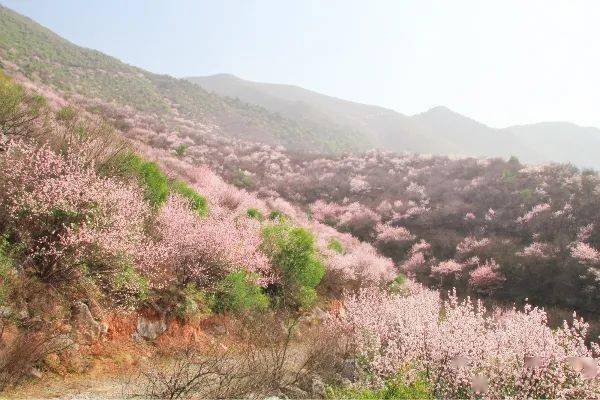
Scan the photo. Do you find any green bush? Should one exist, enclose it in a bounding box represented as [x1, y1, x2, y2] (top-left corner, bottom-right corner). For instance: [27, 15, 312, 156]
[247, 208, 264, 221]
[174, 144, 187, 157]
[212, 271, 269, 314]
[268, 210, 286, 222]
[56, 106, 76, 121]
[326, 373, 432, 399]
[113, 262, 149, 304]
[0, 237, 14, 306]
[388, 273, 407, 294]
[116, 153, 169, 206]
[327, 238, 344, 254]
[262, 223, 325, 308]
[171, 180, 208, 217]
[0, 71, 45, 138]
[138, 161, 169, 206]
[176, 283, 211, 320]
[501, 169, 516, 183]
[233, 168, 254, 189]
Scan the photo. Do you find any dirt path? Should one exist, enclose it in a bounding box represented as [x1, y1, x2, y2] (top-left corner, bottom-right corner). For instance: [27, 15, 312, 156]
[4, 371, 141, 399]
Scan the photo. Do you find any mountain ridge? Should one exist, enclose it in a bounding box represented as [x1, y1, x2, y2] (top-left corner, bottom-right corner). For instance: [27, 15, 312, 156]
[189, 73, 600, 169]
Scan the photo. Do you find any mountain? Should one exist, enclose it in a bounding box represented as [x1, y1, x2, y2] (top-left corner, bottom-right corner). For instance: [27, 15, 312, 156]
[505, 122, 600, 169]
[0, 5, 368, 154]
[189, 74, 600, 169]
[1, 4, 598, 167]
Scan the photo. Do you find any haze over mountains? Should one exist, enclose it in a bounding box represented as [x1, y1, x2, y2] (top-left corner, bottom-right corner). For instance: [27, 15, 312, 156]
[0, 3, 597, 169]
[189, 74, 600, 169]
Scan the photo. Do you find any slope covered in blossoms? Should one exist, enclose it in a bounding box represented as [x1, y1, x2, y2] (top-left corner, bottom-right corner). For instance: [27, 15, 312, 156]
[73, 82, 600, 319]
[0, 6, 599, 397]
[0, 44, 599, 400]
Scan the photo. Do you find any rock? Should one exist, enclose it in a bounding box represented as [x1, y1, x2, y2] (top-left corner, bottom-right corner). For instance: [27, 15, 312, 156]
[311, 376, 327, 398]
[0, 306, 12, 318]
[50, 333, 75, 350]
[28, 367, 42, 379]
[0, 305, 31, 320]
[340, 358, 358, 382]
[312, 307, 328, 321]
[131, 332, 143, 343]
[205, 320, 227, 336]
[280, 385, 308, 399]
[72, 301, 104, 343]
[136, 314, 167, 340]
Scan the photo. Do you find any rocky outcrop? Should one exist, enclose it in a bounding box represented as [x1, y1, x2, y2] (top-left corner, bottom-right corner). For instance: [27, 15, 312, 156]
[135, 314, 167, 341]
[72, 301, 107, 344]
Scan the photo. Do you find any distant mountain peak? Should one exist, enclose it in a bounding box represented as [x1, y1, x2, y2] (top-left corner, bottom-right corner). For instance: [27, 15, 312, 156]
[425, 105, 453, 114]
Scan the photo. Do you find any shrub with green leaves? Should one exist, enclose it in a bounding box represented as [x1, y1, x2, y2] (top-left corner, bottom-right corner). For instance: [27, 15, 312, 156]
[262, 223, 325, 308]
[326, 373, 432, 400]
[0, 71, 46, 140]
[176, 283, 212, 320]
[116, 153, 169, 206]
[246, 208, 264, 221]
[268, 210, 286, 222]
[174, 144, 187, 157]
[233, 168, 254, 189]
[56, 106, 76, 121]
[111, 261, 149, 306]
[327, 238, 344, 254]
[171, 180, 208, 217]
[0, 237, 15, 306]
[138, 161, 169, 206]
[388, 273, 407, 294]
[212, 271, 269, 314]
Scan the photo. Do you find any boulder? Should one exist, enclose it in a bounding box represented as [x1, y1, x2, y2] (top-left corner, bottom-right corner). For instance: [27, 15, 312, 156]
[340, 358, 358, 382]
[136, 314, 167, 340]
[72, 301, 105, 343]
[311, 375, 327, 398]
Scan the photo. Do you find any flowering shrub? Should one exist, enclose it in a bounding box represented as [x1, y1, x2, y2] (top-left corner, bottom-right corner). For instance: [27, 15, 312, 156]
[468, 259, 505, 294]
[327, 286, 600, 398]
[0, 141, 148, 285]
[571, 242, 600, 265]
[325, 242, 396, 289]
[311, 201, 380, 241]
[139, 196, 272, 290]
[431, 260, 464, 277]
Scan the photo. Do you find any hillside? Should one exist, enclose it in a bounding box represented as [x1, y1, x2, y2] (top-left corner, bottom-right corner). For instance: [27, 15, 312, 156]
[190, 74, 600, 169]
[0, 5, 368, 154]
[506, 121, 600, 168]
[2, 2, 598, 167]
[0, 5, 599, 398]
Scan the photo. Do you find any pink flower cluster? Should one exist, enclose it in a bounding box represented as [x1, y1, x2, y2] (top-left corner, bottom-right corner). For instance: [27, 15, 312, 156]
[456, 236, 491, 255]
[517, 242, 557, 259]
[325, 242, 397, 284]
[518, 203, 552, 224]
[570, 242, 600, 265]
[138, 195, 273, 289]
[310, 200, 381, 238]
[468, 259, 505, 293]
[431, 260, 465, 276]
[0, 141, 148, 275]
[374, 223, 414, 244]
[328, 286, 600, 398]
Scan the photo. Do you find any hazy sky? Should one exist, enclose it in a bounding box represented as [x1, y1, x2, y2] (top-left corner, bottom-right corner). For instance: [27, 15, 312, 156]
[4, 0, 600, 128]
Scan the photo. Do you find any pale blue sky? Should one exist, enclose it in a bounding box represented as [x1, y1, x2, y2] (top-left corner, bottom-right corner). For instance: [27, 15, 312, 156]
[4, 0, 600, 128]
